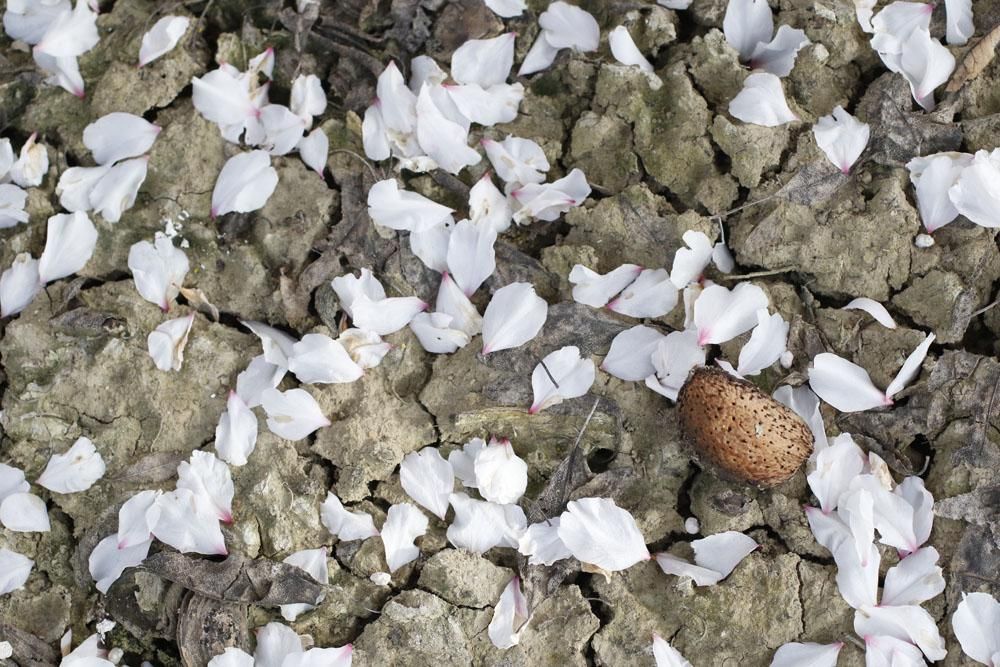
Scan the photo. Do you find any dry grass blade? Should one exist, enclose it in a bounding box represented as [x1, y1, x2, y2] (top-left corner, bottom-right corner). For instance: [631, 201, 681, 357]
[946, 22, 1000, 93]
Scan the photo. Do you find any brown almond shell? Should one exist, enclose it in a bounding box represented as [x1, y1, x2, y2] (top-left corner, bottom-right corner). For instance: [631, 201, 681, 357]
[676, 366, 814, 487]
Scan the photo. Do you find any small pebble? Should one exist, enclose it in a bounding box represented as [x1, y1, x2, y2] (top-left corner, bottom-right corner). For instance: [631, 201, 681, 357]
[914, 233, 935, 248]
[370, 571, 392, 586]
[684, 517, 700, 534]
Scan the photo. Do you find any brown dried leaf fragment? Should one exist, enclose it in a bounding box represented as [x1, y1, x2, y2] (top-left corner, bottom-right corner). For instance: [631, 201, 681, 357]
[946, 23, 1000, 93]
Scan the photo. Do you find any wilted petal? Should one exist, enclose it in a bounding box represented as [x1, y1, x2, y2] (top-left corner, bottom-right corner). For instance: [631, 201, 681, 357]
[117, 490, 160, 548]
[0, 548, 33, 595]
[451, 33, 515, 88]
[693, 282, 769, 346]
[558, 497, 649, 572]
[723, 0, 774, 60]
[0, 253, 42, 318]
[288, 333, 364, 384]
[138, 15, 190, 66]
[652, 634, 692, 667]
[147, 313, 194, 372]
[381, 502, 428, 572]
[236, 354, 285, 408]
[805, 506, 854, 556]
[773, 384, 827, 449]
[530, 346, 595, 414]
[511, 168, 590, 223]
[906, 151, 971, 232]
[0, 492, 50, 532]
[37, 436, 105, 493]
[88, 534, 150, 594]
[518, 518, 571, 566]
[482, 136, 549, 186]
[367, 178, 454, 233]
[127, 234, 189, 311]
[149, 488, 227, 555]
[260, 388, 331, 441]
[770, 642, 841, 667]
[813, 106, 869, 174]
[601, 324, 665, 381]
[808, 352, 890, 412]
[736, 309, 788, 376]
[729, 72, 798, 126]
[645, 329, 705, 401]
[447, 492, 526, 554]
[609, 25, 654, 73]
[952, 591, 1000, 666]
[211, 150, 279, 217]
[400, 447, 454, 520]
[949, 148, 1000, 228]
[3, 0, 69, 45]
[539, 1, 599, 52]
[608, 268, 678, 318]
[280, 547, 328, 621]
[885, 333, 935, 399]
[488, 576, 530, 649]
[474, 437, 528, 504]
[320, 492, 379, 541]
[55, 164, 108, 212]
[339, 328, 392, 369]
[38, 211, 97, 283]
[289, 74, 326, 126]
[481, 282, 548, 354]
[298, 128, 328, 175]
[854, 604, 946, 662]
[177, 450, 234, 523]
[83, 112, 160, 165]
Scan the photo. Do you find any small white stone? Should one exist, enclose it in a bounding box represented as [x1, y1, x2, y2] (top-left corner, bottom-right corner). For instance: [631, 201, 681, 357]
[108, 647, 124, 664]
[914, 233, 935, 248]
[0, 641, 13, 660]
[370, 571, 392, 586]
[96, 619, 116, 638]
[684, 517, 700, 534]
[779, 350, 794, 368]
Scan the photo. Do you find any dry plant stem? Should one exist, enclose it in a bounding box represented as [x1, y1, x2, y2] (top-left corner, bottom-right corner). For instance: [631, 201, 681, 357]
[329, 149, 381, 182]
[717, 267, 796, 280]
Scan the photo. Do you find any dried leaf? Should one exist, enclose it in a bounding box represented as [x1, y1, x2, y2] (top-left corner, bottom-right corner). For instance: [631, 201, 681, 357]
[946, 22, 1000, 93]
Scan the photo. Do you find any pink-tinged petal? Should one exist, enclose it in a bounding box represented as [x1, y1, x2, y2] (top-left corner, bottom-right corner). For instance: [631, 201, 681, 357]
[723, 0, 773, 60]
[488, 576, 530, 649]
[770, 642, 842, 667]
[88, 534, 151, 594]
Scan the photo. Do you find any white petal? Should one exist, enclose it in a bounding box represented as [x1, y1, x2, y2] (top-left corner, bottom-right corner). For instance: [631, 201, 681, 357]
[488, 576, 530, 649]
[907, 151, 971, 232]
[729, 73, 798, 127]
[235, 354, 285, 408]
[833, 540, 880, 609]
[0, 183, 28, 228]
[652, 634, 693, 667]
[451, 33, 515, 88]
[837, 487, 877, 565]
[410, 311, 471, 354]
[609, 26, 654, 73]
[772, 385, 828, 450]
[208, 648, 255, 667]
[259, 104, 307, 156]
[899, 28, 955, 111]
[885, 333, 934, 399]
[748, 25, 809, 77]
[0, 464, 29, 503]
[2, 0, 69, 45]
[436, 272, 483, 337]
[723, 0, 774, 60]
[539, 1, 599, 52]
[211, 150, 278, 217]
[400, 447, 454, 520]
[655, 552, 724, 586]
[282, 647, 352, 667]
[214, 391, 259, 467]
[692, 531, 757, 578]
[9, 134, 48, 187]
[447, 492, 526, 554]
[804, 506, 854, 556]
[361, 104, 391, 161]
[147, 313, 194, 372]
[881, 546, 944, 606]
[870, 1, 933, 71]
[693, 282, 769, 346]
[517, 34, 560, 76]
[511, 168, 590, 223]
[410, 224, 452, 273]
[127, 234, 190, 311]
[670, 230, 714, 289]
[558, 497, 649, 572]
[469, 175, 513, 233]
[481, 282, 548, 354]
[474, 437, 528, 504]
[192, 68, 257, 128]
[415, 84, 480, 175]
[518, 518, 572, 566]
[0, 492, 50, 532]
[177, 450, 234, 523]
[241, 319, 298, 369]
[842, 297, 896, 328]
[736, 309, 788, 376]
[351, 294, 428, 336]
[807, 434, 866, 513]
[482, 136, 549, 186]
[320, 492, 379, 541]
[447, 218, 497, 296]
[0, 548, 33, 596]
[608, 268, 678, 318]
[770, 642, 842, 667]
[331, 267, 385, 315]
[149, 487, 227, 555]
[56, 164, 109, 212]
[33, 0, 98, 57]
[261, 388, 330, 441]
[712, 242, 735, 273]
[38, 211, 97, 283]
[116, 490, 160, 549]
[530, 345, 596, 414]
[297, 128, 328, 175]
[601, 324, 665, 381]
[485, 0, 526, 18]
[569, 263, 642, 308]
[366, 178, 454, 233]
[288, 333, 364, 384]
[83, 112, 160, 165]
[37, 436, 105, 493]
[280, 547, 328, 621]
[254, 622, 303, 667]
[645, 329, 705, 401]
[808, 353, 890, 412]
[949, 149, 1000, 228]
[88, 534, 151, 594]
[854, 605, 946, 662]
[339, 328, 392, 369]
[289, 74, 326, 125]
[813, 106, 870, 174]
[952, 591, 1000, 666]
[945, 0, 974, 45]
[0, 253, 42, 317]
[138, 15, 190, 66]
[89, 156, 148, 222]
[381, 502, 428, 572]
[896, 476, 934, 549]
[448, 438, 486, 488]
